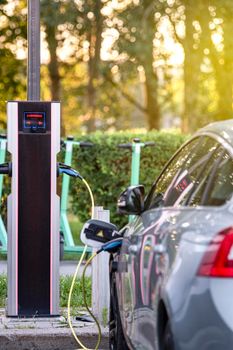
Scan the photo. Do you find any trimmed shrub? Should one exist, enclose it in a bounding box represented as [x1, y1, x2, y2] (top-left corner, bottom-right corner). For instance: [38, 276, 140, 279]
[70, 130, 188, 228]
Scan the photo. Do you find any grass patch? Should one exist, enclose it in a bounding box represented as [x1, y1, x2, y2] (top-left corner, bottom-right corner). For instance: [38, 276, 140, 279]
[0, 274, 7, 307]
[0, 274, 91, 309]
[60, 275, 91, 308]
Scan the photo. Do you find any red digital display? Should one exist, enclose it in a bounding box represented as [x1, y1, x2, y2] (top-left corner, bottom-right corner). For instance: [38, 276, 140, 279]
[26, 113, 43, 118]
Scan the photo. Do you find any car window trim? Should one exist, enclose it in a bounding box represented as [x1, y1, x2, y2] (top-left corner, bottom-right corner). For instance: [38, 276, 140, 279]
[145, 132, 233, 211]
[201, 148, 231, 206]
[144, 136, 203, 210]
[173, 141, 219, 207]
[197, 131, 233, 158]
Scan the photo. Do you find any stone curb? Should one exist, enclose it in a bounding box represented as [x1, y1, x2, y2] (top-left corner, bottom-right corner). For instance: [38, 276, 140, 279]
[0, 313, 109, 349]
[0, 328, 109, 349]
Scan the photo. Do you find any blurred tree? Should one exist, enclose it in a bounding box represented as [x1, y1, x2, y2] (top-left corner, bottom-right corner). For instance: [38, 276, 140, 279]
[41, 0, 109, 133]
[209, 1, 233, 120]
[56, 0, 134, 133]
[169, 0, 233, 131]
[41, 0, 82, 134]
[0, 0, 27, 128]
[182, 1, 201, 132]
[168, 0, 205, 132]
[84, 0, 104, 132]
[110, 0, 164, 130]
[2, 0, 233, 134]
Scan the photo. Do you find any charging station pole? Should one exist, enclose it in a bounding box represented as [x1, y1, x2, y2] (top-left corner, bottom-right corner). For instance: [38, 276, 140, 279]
[28, 0, 40, 101]
[7, 0, 60, 317]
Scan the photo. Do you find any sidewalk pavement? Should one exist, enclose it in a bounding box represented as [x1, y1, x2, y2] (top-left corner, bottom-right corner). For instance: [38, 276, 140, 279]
[0, 309, 108, 350]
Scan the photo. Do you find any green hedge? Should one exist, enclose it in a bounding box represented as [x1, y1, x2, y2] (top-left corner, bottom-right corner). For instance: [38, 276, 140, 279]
[70, 130, 188, 228]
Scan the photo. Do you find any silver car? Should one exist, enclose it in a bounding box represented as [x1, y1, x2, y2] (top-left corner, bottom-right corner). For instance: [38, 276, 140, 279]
[109, 120, 233, 350]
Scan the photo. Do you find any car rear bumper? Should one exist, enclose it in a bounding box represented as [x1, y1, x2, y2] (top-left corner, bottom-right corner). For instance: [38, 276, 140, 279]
[172, 277, 233, 350]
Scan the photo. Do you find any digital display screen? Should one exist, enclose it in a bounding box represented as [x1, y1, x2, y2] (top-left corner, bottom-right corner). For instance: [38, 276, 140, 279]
[24, 111, 46, 130]
[26, 113, 43, 118]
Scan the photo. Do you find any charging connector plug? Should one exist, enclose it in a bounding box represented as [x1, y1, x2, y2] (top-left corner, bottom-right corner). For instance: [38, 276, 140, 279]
[97, 238, 123, 254]
[57, 163, 83, 180]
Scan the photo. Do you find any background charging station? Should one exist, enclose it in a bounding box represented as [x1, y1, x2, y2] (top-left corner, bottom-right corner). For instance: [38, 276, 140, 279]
[6, 0, 60, 317]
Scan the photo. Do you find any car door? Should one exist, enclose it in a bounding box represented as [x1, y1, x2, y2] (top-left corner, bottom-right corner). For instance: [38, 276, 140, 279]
[117, 135, 220, 350]
[116, 216, 145, 345]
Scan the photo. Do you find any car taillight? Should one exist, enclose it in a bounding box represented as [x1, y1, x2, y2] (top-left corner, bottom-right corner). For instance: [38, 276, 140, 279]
[198, 227, 233, 278]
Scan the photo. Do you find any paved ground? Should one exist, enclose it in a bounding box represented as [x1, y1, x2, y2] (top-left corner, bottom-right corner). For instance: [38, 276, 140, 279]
[0, 260, 91, 277]
[0, 309, 108, 349]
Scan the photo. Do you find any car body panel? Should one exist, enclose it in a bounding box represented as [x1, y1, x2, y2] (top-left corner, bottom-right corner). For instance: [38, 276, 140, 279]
[171, 277, 233, 350]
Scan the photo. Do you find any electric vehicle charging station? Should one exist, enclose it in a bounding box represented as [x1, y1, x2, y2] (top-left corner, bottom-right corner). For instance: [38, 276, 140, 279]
[1, 0, 60, 317]
[7, 101, 60, 317]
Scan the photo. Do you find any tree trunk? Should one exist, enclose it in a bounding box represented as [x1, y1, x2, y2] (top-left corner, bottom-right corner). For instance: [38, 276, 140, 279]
[209, 0, 233, 119]
[215, 17, 233, 119]
[141, 0, 160, 130]
[44, 25, 64, 135]
[144, 68, 160, 130]
[183, 0, 200, 133]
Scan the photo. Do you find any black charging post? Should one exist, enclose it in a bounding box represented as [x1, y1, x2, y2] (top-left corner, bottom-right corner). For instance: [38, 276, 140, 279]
[6, 0, 60, 317]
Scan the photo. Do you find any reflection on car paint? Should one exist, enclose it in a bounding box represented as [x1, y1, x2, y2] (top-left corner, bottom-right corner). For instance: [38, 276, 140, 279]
[131, 252, 136, 307]
[140, 235, 156, 306]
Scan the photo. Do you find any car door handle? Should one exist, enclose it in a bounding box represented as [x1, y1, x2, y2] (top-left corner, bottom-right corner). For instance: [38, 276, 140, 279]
[154, 244, 166, 254]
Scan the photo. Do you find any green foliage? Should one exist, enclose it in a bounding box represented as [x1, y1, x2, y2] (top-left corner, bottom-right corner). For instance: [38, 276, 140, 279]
[60, 275, 91, 308]
[0, 0, 27, 126]
[0, 274, 7, 307]
[2, 0, 233, 133]
[102, 307, 108, 328]
[70, 130, 187, 227]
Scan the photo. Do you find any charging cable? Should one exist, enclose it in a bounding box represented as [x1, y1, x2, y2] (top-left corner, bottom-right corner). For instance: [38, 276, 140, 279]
[62, 165, 101, 350]
[82, 239, 123, 286]
[61, 164, 122, 350]
[81, 238, 123, 341]
[80, 238, 123, 345]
